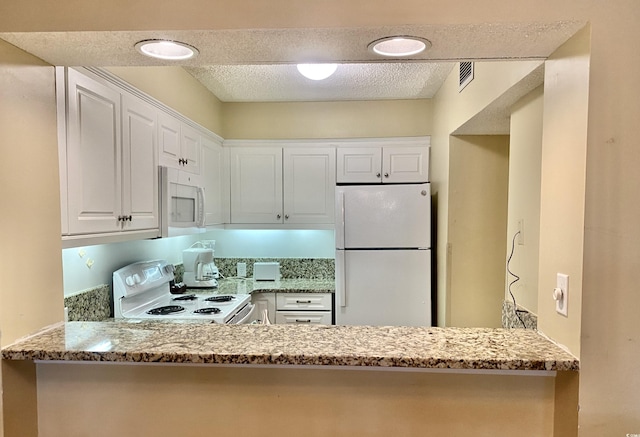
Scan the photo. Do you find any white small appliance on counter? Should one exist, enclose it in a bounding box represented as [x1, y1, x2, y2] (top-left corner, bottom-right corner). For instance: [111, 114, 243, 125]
[182, 240, 219, 288]
[253, 262, 280, 281]
[113, 259, 255, 324]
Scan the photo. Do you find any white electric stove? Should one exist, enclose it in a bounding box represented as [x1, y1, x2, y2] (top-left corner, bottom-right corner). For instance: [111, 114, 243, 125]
[113, 260, 253, 324]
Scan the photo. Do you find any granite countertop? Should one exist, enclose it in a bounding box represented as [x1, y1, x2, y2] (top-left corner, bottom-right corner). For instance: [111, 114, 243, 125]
[189, 277, 335, 295]
[2, 321, 578, 372]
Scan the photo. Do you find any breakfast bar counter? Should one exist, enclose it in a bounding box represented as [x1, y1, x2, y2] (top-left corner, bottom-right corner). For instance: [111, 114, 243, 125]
[2, 322, 579, 436]
[2, 321, 577, 371]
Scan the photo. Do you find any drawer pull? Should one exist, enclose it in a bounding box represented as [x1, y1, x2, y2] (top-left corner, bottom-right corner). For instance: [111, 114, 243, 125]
[295, 319, 312, 323]
[295, 300, 312, 304]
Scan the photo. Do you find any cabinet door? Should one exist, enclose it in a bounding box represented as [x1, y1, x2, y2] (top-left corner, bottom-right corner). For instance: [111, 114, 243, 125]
[121, 94, 159, 231]
[230, 147, 283, 223]
[66, 69, 122, 234]
[180, 123, 201, 174]
[283, 148, 336, 224]
[382, 146, 430, 183]
[336, 147, 382, 183]
[201, 135, 224, 225]
[157, 112, 181, 169]
[251, 293, 276, 325]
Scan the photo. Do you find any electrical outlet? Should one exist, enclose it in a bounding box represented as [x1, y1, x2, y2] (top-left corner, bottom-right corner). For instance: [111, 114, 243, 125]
[517, 219, 524, 245]
[553, 273, 569, 316]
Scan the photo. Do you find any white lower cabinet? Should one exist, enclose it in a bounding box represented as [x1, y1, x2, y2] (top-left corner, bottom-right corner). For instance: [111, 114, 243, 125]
[251, 293, 276, 324]
[275, 293, 333, 325]
[251, 292, 334, 325]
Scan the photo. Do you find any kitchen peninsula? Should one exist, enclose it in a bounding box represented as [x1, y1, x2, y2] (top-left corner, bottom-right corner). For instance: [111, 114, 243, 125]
[2, 322, 579, 436]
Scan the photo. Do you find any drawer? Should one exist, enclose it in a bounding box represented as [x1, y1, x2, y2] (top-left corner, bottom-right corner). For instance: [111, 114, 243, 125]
[276, 293, 332, 311]
[275, 311, 332, 325]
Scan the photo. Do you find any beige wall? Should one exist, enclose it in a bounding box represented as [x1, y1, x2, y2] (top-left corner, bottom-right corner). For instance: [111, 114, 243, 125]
[222, 99, 433, 139]
[579, 7, 640, 435]
[105, 66, 224, 135]
[506, 86, 544, 314]
[2, 0, 640, 434]
[431, 60, 544, 326]
[447, 135, 509, 327]
[35, 363, 574, 437]
[0, 39, 62, 436]
[536, 27, 590, 357]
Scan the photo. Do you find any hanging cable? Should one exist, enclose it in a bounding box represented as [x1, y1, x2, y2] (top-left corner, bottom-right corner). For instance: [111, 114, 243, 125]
[506, 230, 527, 328]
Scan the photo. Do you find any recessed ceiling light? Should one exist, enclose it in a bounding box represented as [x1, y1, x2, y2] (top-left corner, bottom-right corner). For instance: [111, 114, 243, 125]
[134, 39, 199, 60]
[368, 36, 431, 57]
[296, 63, 338, 81]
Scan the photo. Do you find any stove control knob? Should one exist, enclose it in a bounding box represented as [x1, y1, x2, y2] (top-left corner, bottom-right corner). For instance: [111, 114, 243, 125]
[132, 273, 142, 285]
[125, 276, 136, 286]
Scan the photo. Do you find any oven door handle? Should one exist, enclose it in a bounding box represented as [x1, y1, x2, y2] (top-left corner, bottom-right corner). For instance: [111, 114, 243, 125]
[234, 303, 256, 324]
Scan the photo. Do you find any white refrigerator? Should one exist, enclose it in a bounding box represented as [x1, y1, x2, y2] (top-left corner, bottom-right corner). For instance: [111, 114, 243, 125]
[335, 183, 432, 326]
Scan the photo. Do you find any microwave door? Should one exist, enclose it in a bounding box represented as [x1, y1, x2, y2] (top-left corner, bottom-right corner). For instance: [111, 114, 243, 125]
[160, 166, 206, 237]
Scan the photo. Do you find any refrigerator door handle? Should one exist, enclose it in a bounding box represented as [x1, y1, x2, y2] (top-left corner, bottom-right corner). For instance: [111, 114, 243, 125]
[335, 188, 345, 249]
[335, 250, 346, 308]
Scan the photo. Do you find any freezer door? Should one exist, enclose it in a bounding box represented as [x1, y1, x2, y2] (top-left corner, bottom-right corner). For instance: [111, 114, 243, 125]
[336, 183, 430, 249]
[335, 249, 431, 326]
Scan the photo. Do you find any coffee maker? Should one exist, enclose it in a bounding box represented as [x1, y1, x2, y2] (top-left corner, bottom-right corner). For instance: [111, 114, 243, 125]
[182, 241, 219, 288]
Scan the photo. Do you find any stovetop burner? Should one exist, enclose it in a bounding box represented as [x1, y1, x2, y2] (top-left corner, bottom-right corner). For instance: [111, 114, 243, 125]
[193, 307, 221, 314]
[205, 295, 235, 303]
[146, 305, 186, 315]
[172, 294, 197, 301]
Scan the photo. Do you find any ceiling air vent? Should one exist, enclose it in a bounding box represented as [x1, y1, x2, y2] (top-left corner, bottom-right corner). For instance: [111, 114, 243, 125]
[459, 61, 474, 92]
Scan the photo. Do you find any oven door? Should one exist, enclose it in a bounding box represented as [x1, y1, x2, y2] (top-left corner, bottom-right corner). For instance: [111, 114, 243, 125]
[160, 166, 206, 237]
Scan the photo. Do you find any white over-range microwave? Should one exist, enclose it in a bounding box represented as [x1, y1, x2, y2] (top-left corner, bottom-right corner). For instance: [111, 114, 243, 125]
[159, 166, 207, 237]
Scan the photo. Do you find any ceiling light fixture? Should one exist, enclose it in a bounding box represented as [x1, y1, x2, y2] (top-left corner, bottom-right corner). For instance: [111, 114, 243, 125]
[368, 36, 431, 57]
[135, 39, 199, 60]
[296, 63, 338, 81]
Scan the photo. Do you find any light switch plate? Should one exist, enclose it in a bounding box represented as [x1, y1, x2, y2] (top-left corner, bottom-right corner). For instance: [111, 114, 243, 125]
[555, 273, 569, 316]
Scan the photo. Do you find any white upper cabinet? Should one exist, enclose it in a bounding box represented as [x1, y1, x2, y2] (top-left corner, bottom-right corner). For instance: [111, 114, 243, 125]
[283, 147, 336, 224]
[230, 147, 283, 224]
[229, 145, 336, 225]
[64, 69, 160, 238]
[121, 94, 159, 231]
[201, 135, 225, 226]
[158, 112, 201, 174]
[65, 68, 123, 235]
[337, 145, 429, 183]
[180, 123, 202, 174]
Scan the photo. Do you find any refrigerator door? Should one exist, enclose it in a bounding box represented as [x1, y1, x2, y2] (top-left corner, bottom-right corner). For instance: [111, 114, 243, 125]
[335, 249, 431, 326]
[336, 183, 430, 249]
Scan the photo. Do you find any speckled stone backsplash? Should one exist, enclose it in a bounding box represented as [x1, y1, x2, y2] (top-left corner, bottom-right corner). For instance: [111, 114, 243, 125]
[502, 300, 537, 330]
[176, 258, 334, 281]
[64, 285, 111, 321]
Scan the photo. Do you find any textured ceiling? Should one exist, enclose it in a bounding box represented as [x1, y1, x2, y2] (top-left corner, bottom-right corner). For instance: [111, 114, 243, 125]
[0, 20, 584, 103]
[185, 63, 455, 102]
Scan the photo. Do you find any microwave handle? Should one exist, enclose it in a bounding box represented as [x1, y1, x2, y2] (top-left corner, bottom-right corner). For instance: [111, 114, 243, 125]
[197, 186, 206, 227]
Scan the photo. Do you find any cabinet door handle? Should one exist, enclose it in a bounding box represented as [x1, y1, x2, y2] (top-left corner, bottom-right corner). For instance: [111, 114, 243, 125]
[276, 214, 281, 219]
[295, 300, 312, 304]
[285, 214, 289, 220]
[295, 319, 312, 323]
[384, 173, 389, 178]
[376, 172, 381, 178]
